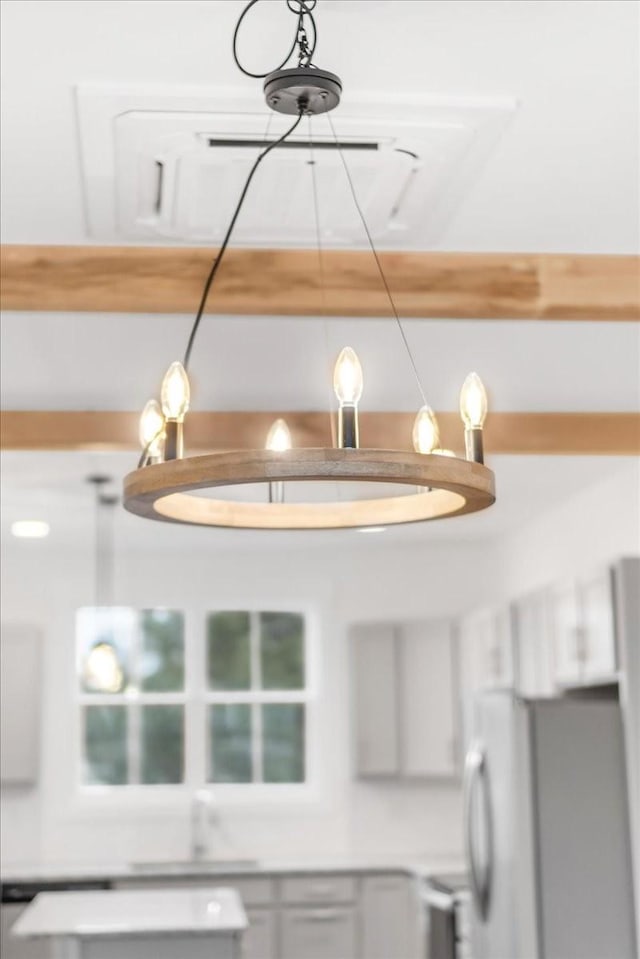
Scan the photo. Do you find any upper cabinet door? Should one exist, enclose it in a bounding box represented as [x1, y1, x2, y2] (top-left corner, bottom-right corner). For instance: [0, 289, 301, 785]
[351, 623, 399, 777]
[580, 568, 617, 681]
[513, 590, 554, 697]
[487, 607, 514, 688]
[549, 581, 582, 687]
[399, 620, 458, 777]
[0, 624, 42, 785]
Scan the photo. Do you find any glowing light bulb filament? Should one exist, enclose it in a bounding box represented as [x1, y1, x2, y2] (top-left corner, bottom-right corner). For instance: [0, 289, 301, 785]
[459, 372, 488, 463]
[333, 348, 363, 448]
[161, 361, 190, 460]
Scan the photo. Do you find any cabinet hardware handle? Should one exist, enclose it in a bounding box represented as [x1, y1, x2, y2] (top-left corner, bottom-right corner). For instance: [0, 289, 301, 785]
[296, 909, 345, 922]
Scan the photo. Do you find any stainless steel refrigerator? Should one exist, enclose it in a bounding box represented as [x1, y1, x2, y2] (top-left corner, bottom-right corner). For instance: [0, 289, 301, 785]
[463, 692, 637, 959]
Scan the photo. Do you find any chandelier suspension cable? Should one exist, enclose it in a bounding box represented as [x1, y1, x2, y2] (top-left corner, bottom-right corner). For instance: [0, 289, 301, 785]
[182, 109, 304, 372]
[307, 114, 338, 451]
[325, 112, 428, 409]
[233, 0, 318, 79]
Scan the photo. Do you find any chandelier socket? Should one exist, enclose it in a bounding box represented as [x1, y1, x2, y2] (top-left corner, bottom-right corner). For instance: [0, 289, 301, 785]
[338, 405, 359, 450]
[264, 67, 342, 115]
[165, 420, 184, 461]
[465, 427, 484, 465]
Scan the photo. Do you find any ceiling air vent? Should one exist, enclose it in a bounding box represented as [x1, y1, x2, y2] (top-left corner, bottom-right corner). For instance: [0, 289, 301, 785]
[76, 87, 517, 247]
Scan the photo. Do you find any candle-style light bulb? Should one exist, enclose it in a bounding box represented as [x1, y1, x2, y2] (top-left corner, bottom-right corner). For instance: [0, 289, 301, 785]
[460, 372, 488, 463]
[333, 347, 363, 405]
[333, 347, 363, 448]
[265, 419, 292, 453]
[459, 372, 487, 429]
[265, 419, 291, 505]
[161, 361, 190, 460]
[412, 405, 440, 454]
[161, 361, 190, 422]
[139, 399, 165, 462]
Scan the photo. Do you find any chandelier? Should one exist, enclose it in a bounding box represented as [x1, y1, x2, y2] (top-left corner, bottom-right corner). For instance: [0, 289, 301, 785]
[123, 0, 496, 531]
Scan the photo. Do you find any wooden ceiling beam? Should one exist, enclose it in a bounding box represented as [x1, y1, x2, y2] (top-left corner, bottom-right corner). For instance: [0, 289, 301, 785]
[1, 246, 638, 320]
[1, 411, 638, 455]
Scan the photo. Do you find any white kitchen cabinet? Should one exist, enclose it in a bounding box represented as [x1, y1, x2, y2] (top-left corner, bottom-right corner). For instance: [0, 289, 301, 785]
[244, 907, 276, 959]
[360, 874, 419, 959]
[351, 619, 459, 780]
[580, 567, 617, 681]
[400, 621, 458, 777]
[280, 907, 356, 959]
[512, 590, 554, 697]
[548, 581, 582, 686]
[0, 625, 42, 784]
[351, 624, 400, 777]
[548, 567, 617, 688]
[458, 606, 514, 746]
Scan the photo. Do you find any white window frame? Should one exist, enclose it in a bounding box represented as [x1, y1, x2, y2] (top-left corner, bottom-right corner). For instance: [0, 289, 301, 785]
[74, 605, 319, 809]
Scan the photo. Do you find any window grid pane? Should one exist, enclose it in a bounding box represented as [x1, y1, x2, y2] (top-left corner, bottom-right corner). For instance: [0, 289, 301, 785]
[141, 705, 184, 784]
[260, 612, 305, 690]
[83, 705, 128, 785]
[262, 704, 306, 783]
[207, 612, 251, 690]
[140, 610, 185, 692]
[209, 704, 253, 783]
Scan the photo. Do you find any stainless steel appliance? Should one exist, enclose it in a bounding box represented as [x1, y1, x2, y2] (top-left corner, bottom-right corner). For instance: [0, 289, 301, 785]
[464, 692, 637, 959]
[420, 874, 471, 959]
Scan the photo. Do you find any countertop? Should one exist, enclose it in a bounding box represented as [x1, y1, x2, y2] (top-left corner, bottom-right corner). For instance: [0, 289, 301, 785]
[11, 887, 247, 939]
[1, 854, 465, 887]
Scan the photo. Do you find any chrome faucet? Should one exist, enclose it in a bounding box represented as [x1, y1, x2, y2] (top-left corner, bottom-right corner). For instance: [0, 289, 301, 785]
[190, 789, 217, 861]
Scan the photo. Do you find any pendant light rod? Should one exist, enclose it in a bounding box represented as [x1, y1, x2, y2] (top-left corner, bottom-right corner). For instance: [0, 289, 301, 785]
[326, 111, 428, 408]
[87, 475, 118, 609]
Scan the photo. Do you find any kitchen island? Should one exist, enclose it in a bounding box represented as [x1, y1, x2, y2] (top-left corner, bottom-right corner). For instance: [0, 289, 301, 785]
[10, 886, 247, 959]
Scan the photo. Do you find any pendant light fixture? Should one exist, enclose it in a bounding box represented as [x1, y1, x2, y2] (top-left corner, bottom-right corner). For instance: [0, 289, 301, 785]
[84, 476, 124, 693]
[123, 0, 496, 531]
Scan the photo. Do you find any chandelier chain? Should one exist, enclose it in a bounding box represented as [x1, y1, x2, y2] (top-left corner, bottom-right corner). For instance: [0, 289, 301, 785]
[233, 0, 317, 79]
[182, 110, 304, 372]
[325, 112, 428, 409]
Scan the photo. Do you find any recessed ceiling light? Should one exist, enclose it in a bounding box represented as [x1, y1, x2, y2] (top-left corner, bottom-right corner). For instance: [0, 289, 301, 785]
[11, 520, 50, 539]
[357, 526, 386, 534]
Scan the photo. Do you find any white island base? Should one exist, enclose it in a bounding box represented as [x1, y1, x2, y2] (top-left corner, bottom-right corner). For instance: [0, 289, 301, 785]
[11, 887, 247, 959]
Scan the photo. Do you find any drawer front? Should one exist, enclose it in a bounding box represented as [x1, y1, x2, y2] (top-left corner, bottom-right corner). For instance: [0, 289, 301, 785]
[244, 908, 277, 959]
[281, 907, 357, 959]
[113, 876, 274, 904]
[280, 875, 356, 904]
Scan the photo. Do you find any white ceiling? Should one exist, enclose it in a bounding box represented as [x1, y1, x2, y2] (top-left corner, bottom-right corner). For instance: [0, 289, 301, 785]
[0, 0, 638, 551]
[1, 0, 638, 251]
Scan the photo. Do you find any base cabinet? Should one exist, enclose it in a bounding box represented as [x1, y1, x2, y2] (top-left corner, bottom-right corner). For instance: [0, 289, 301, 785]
[243, 908, 277, 959]
[360, 875, 419, 959]
[109, 870, 421, 959]
[280, 908, 357, 959]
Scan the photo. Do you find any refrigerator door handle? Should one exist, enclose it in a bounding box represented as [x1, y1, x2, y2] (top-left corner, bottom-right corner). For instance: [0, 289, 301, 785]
[464, 742, 493, 922]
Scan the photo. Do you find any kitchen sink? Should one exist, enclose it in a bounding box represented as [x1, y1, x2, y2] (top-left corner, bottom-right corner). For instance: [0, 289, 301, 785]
[129, 859, 259, 874]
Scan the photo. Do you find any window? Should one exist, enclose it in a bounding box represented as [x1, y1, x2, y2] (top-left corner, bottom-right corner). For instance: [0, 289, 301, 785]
[207, 611, 306, 784]
[76, 607, 309, 790]
[77, 607, 186, 786]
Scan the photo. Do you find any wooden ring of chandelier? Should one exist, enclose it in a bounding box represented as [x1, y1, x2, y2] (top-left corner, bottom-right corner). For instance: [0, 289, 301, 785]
[123, 449, 496, 530]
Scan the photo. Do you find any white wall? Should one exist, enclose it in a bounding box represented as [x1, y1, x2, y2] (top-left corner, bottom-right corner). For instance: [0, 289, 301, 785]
[493, 459, 640, 600]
